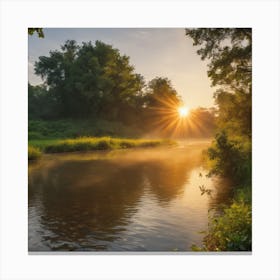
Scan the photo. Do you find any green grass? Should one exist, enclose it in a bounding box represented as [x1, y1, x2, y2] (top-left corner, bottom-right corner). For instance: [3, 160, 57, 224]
[28, 119, 144, 140]
[28, 146, 42, 160]
[28, 119, 176, 158]
[29, 137, 176, 154]
[29, 139, 60, 150]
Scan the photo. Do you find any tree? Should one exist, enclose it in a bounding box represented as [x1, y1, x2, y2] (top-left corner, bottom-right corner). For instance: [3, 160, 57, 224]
[144, 77, 180, 108]
[34, 40, 146, 121]
[186, 29, 252, 252]
[142, 77, 182, 134]
[28, 83, 58, 119]
[28, 28, 44, 38]
[186, 28, 252, 137]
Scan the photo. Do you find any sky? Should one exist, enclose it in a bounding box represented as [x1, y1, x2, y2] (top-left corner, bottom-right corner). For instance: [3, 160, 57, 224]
[28, 28, 215, 109]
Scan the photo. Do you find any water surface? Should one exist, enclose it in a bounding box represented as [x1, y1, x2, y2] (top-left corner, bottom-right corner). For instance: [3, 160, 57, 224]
[28, 140, 231, 251]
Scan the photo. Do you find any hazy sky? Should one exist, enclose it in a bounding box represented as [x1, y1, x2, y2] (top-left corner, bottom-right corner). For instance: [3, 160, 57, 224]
[28, 28, 215, 109]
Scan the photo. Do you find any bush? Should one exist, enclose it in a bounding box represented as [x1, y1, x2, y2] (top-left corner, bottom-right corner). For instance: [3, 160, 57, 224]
[208, 131, 251, 185]
[192, 188, 252, 252]
[203, 201, 251, 251]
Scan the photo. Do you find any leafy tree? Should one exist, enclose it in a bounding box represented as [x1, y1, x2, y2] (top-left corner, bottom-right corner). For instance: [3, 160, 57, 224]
[142, 77, 181, 132]
[144, 77, 181, 115]
[34, 40, 145, 121]
[28, 83, 59, 120]
[186, 28, 252, 251]
[28, 28, 44, 38]
[208, 131, 251, 185]
[145, 77, 180, 107]
[186, 28, 252, 138]
[186, 28, 252, 179]
[185, 28, 251, 89]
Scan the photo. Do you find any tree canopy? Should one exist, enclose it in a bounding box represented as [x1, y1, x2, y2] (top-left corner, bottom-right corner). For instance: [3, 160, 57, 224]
[186, 28, 252, 137]
[28, 28, 44, 38]
[34, 40, 145, 121]
[29, 39, 216, 138]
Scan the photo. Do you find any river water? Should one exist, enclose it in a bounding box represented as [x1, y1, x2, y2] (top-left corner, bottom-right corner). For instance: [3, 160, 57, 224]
[28, 140, 231, 252]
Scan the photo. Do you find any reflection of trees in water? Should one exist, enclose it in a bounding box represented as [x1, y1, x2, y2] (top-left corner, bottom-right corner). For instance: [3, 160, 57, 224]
[29, 160, 145, 250]
[28, 147, 205, 251]
[144, 155, 198, 204]
[208, 177, 233, 210]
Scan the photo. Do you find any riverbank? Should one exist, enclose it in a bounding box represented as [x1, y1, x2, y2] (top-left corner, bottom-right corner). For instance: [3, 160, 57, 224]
[28, 137, 176, 160]
[192, 132, 252, 251]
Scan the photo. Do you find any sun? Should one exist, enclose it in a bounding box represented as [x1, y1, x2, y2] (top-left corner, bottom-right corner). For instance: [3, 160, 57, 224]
[178, 106, 189, 118]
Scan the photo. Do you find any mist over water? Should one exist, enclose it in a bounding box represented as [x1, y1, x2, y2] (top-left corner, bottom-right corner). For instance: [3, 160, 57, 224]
[28, 140, 231, 251]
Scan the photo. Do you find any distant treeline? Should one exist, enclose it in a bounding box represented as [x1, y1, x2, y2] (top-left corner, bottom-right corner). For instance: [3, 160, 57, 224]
[29, 39, 215, 138]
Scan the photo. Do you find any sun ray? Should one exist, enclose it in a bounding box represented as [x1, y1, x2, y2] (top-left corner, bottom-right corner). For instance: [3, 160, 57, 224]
[145, 96, 207, 138]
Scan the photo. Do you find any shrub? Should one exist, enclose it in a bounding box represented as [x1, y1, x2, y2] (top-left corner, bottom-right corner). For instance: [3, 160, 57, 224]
[192, 188, 252, 252]
[203, 201, 251, 251]
[208, 131, 251, 185]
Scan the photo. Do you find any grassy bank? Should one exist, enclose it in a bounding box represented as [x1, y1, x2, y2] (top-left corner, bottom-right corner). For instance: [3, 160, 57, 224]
[28, 137, 175, 160]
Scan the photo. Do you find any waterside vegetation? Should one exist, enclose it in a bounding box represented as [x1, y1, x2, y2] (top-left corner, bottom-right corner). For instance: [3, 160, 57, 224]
[186, 28, 252, 251]
[28, 137, 175, 160]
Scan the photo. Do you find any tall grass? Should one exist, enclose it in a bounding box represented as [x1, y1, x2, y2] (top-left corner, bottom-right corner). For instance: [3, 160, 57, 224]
[29, 137, 176, 154]
[28, 146, 42, 160]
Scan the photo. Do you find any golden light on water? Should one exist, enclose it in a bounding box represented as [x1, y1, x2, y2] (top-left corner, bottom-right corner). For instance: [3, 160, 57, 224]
[178, 106, 189, 118]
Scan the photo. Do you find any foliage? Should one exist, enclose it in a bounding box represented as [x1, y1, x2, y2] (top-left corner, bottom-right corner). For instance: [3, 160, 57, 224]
[28, 28, 44, 38]
[28, 119, 144, 140]
[29, 137, 175, 154]
[141, 77, 180, 132]
[28, 83, 59, 119]
[186, 28, 252, 182]
[28, 146, 42, 160]
[186, 28, 252, 252]
[144, 77, 180, 108]
[185, 28, 251, 90]
[186, 28, 252, 137]
[208, 131, 251, 185]
[29, 39, 217, 138]
[34, 40, 145, 122]
[214, 88, 251, 137]
[192, 189, 252, 251]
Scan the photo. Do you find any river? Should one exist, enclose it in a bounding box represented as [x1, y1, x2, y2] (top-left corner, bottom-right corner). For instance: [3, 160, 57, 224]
[28, 140, 231, 252]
